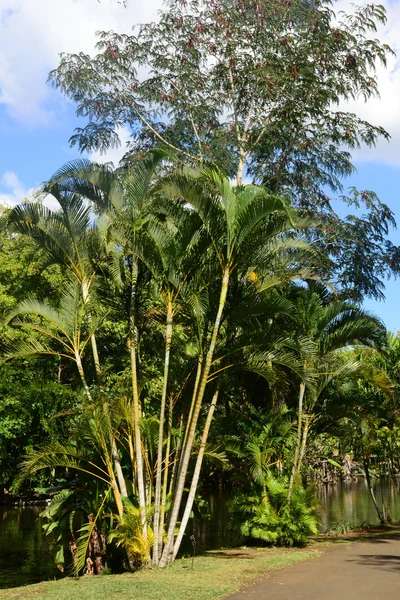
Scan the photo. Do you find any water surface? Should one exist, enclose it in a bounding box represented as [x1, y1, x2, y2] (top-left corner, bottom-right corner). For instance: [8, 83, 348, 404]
[0, 506, 58, 589]
[317, 478, 400, 532]
[2, 479, 400, 589]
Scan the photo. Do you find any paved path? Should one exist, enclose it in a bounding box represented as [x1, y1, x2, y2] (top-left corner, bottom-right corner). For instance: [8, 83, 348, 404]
[226, 533, 400, 600]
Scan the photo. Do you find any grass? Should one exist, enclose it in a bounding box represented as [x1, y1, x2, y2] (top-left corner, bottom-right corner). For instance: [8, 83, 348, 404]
[0, 547, 320, 600]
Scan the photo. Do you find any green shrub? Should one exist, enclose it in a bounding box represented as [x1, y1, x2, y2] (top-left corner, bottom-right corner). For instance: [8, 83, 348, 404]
[230, 475, 319, 546]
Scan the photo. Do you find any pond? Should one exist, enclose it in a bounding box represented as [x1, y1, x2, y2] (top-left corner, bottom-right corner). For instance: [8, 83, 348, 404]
[0, 506, 58, 589]
[2, 479, 400, 589]
[317, 478, 400, 532]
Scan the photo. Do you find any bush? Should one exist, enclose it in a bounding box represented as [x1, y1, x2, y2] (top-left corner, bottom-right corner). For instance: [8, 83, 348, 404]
[230, 475, 319, 546]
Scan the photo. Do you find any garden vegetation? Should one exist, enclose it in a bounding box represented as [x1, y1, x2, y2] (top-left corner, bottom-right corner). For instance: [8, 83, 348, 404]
[1, 0, 400, 578]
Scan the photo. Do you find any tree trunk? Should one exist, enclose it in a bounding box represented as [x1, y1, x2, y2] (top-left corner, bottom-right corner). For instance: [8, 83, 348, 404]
[82, 279, 128, 499]
[236, 153, 246, 186]
[169, 413, 184, 495]
[129, 256, 147, 536]
[288, 381, 305, 503]
[75, 350, 124, 517]
[159, 267, 229, 568]
[91, 332, 128, 499]
[298, 418, 310, 474]
[364, 456, 385, 524]
[158, 397, 173, 557]
[152, 300, 173, 565]
[178, 355, 203, 482]
[75, 351, 94, 404]
[171, 385, 220, 561]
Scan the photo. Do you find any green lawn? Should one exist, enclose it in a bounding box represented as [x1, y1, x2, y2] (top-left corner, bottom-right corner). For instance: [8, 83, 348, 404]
[0, 547, 320, 600]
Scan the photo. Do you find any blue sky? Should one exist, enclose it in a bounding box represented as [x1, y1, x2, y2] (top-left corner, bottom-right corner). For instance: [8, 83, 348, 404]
[342, 163, 400, 332]
[0, 0, 399, 331]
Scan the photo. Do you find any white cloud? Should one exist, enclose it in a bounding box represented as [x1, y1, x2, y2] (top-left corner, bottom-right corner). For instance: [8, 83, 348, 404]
[334, 0, 400, 164]
[0, 171, 76, 211]
[0, 0, 162, 124]
[0, 171, 35, 206]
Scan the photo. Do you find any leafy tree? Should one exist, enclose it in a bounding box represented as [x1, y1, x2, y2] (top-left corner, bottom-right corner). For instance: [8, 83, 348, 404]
[44, 150, 180, 547]
[0, 208, 77, 488]
[49, 0, 400, 298]
[318, 339, 397, 523]
[155, 167, 317, 566]
[5, 157, 321, 568]
[0, 360, 77, 487]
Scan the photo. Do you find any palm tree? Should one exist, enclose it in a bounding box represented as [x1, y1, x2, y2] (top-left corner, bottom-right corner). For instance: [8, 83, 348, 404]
[157, 167, 316, 566]
[286, 282, 387, 501]
[227, 408, 296, 492]
[44, 150, 173, 541]
[3, 281, 125, 518]
[143, 211, 204, 564]
[45, 152, 217, 564]
[320, 349, 395, 524]
[9, 156, 319, 567]
[20, 405, 123, 572]
[7, 190, 128, 499]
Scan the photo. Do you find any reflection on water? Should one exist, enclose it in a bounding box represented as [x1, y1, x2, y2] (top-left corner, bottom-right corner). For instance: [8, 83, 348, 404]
[2, 479, 400, 589]
[317, 478, 400, 532]
[0, 506, 58, 589]
[181, 480, 400, 555]
[183, 490, 241, 555]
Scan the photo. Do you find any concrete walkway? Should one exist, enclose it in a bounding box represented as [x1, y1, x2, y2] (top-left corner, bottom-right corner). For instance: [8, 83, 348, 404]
[226, 533, 400, 600]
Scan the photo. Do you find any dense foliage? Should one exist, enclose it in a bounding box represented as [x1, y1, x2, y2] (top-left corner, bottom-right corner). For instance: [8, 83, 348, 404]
[0, 0, 399, 579]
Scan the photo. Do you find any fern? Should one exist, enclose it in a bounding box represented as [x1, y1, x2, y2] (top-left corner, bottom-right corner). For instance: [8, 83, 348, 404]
[230, 474, 319, 547]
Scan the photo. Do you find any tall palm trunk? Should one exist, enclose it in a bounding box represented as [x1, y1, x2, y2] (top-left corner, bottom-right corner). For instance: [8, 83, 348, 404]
[82, 280, 128, 499]
[75, 350, 94, 404]
[153, 300, 173, 565]
[168, 413, 184, 495]
[297, 418, 310, 479]
[175, 355, 203, 489]
[91, 333, 128, 498]
[159, 267, 230, 568]
[177, 353, 203, 489]
[129, 255, 147, 535]
[159, 397, 174, 556]
[288, 381, 305, 503]
[171, 385, 220, 561]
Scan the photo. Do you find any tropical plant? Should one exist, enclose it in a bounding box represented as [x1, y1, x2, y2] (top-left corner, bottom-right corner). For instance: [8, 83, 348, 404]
[156, 167, 317, 566]
[324, 365, 396, 524]
[17, 402, 127, 572]
[7, 191, 128, 500]
[227, 408, 296, 490]
[27, 154, 318, 566]
[286, 282, 387, 501]
[3, 141, 393, 573]
[0, 0, 398, 575]
[39, 482, 111, 576]
[108, 500, 155, 570]
[230, 474, 319, 547]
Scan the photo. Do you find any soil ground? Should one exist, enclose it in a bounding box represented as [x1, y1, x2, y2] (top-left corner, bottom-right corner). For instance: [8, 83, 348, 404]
[226, 532, 400, 600]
